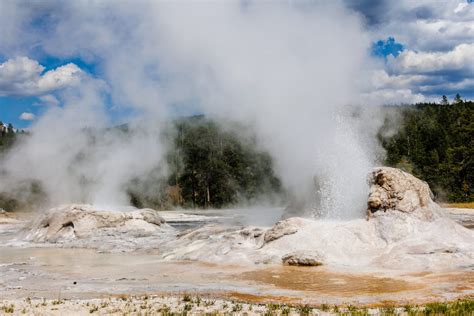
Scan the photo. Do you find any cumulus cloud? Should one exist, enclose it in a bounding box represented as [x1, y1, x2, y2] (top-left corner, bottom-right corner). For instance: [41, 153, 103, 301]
[19, 112, 35, 121]
[418, 78, 474, 96]
[352, 0, 474, 50]
[365, 43, 474, 101]
[351, 0, 474, 101]
[0, 56, 82, 96]
[34, 94, 60, 106]
[388, 43, 474, 74]
[369, 70, 429, 90]
[361, 88, 427, 105]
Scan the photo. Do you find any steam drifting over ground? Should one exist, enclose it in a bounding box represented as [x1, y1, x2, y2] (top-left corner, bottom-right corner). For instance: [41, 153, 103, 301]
[0, 1, 385, 218]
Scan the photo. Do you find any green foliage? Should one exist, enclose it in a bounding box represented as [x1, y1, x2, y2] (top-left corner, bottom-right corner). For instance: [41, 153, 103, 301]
[160, 116, 282, 209]
[421, 299, 474, 315]
[297, 304, 313, 315]
[181, 294, 192, 302]
[380, 100, 473, 202]
[0, 122, 24, 154]
[0, 125, 36, 211]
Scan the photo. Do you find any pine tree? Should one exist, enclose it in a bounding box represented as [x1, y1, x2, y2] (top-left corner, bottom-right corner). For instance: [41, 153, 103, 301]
[441, 95, 448, 105]
[454, 93, 463, 104]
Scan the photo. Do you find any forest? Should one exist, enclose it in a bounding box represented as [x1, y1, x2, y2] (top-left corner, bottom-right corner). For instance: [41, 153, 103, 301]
[380, 96, 473, 202]
[0, 97, 472, 210]
[126, 116, 283, 209]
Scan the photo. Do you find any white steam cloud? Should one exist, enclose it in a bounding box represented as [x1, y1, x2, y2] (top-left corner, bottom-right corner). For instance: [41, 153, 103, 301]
[0, 1, 383, 219]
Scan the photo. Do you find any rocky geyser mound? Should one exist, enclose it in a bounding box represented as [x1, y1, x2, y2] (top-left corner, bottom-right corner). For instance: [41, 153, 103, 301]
[368, 167, 435, 215]
[161, 167, 474, 270]
[18, 168, 474, 270]
[23, 204, 171, 245]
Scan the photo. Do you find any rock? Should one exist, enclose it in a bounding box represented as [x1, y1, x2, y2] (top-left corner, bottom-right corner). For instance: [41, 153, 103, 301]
[263, 217, 304, 244]
[23, 204, 168, 243]
[240, 227, 265, 238]
[161, 224, 265, 263]
[0, 210, 21, 224]
[282, 251, 324, 266]
[367, 167, 434, 215]
[444, 208, 474, 229]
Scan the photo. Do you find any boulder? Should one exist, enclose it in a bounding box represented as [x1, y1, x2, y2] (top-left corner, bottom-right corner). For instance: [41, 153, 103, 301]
[24, 204, 167, 243]
[367, 167, 434, 215]
[282, 251, 324, 266]
[263, 217, 305, 244]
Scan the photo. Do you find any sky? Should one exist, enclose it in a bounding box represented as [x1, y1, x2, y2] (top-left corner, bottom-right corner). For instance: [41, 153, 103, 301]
[0, 0, 473, 128]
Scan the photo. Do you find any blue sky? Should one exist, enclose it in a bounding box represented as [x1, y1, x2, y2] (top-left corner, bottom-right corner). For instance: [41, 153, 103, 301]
[372, 37, 404, 58]
[0, 0, 473, 128]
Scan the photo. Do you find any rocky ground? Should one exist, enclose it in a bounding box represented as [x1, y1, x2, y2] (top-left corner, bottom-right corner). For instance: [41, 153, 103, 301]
[444, 207, 474, 229]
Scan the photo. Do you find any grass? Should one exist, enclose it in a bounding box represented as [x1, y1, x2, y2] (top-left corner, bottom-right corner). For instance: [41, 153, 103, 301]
[51, 299, 64, 305]
[422, 299, 474, 315]
[445, 202, 474, 209]
[1, 296, 472, 315]
[1, 304, 14, 313]
[281, 306, 291, 315]
[88, 304, 98, 313]
[232, 303, 243, 312]
[298, 304, 313, 315]
[181, 293, 192, 302]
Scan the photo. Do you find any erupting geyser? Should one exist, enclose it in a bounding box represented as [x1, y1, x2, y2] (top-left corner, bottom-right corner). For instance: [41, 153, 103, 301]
[0, 1, 380, 218]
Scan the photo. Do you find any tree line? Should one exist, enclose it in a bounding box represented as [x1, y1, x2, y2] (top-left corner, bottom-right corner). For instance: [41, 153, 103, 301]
[127, 116, 283, 209]
[0, 96, 472, 210]
[379, 96, 473, 202]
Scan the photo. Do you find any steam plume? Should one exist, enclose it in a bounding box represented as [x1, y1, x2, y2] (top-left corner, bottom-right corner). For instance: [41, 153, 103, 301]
[0, 1, 383, 218]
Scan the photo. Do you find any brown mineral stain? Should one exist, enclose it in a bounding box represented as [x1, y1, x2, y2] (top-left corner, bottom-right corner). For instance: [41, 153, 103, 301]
[239, 266, 424, 296]
[425, 271, 474, 291]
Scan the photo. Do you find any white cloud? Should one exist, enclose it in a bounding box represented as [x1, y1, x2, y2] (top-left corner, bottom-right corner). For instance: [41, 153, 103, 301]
[454, 2, 469, 14]
[365, 43, 474, 103]
[0, 56, 83, 96]
[368, 0, 474, 52]
[360, 68, 430, 104]
[35, 94, 60, 106]
[361, 88, 427, 105]
[418, 78, 474, 94]
[348, 0, 474, 100]
[0, 56, 44, 82]
[37, 63, 83, 92]
[19, 112, 35, 121]
[367, 42, 474, 102]
[370, 70, 430, 90]
[388, 43, 474, 74]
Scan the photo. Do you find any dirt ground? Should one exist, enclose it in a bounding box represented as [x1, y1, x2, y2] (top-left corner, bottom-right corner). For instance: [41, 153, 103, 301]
[1, 210, 473, 315]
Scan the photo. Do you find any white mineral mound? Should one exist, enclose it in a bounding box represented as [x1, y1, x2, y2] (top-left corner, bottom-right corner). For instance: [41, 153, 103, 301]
[161, 167, 474, 271]
[22, 204, 174, 251]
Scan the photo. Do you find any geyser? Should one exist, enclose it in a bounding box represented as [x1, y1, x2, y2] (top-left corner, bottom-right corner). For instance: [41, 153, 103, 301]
[20, 168, 474, 272]
[0, 1, 382, 218]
